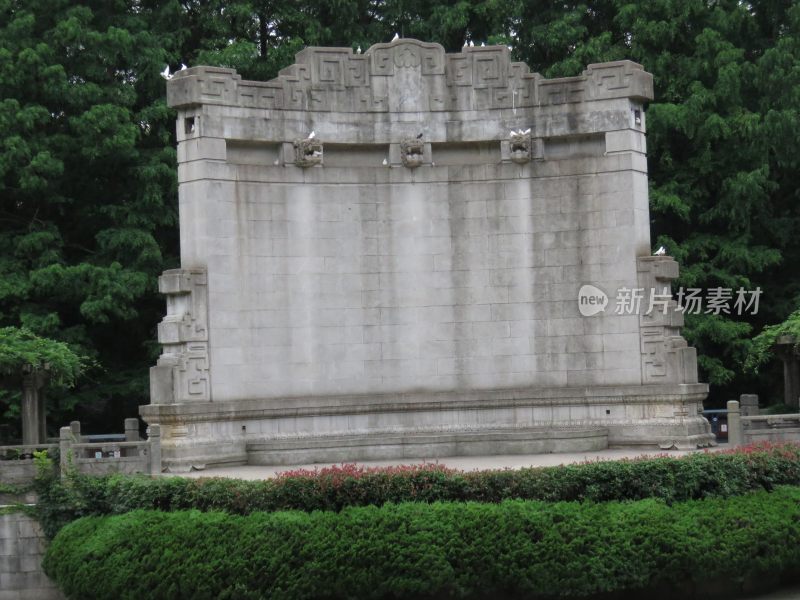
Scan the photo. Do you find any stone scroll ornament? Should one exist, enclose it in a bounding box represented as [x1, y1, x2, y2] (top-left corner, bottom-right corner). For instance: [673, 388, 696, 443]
[294, 137, 323, 167]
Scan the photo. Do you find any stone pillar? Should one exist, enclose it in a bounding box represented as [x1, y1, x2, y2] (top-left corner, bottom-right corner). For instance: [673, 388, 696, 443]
[739, 394, 759, 417]
[125, 418, 140, 442]
[59, 426, 72, 475]
[727, 400, 743, 447]
[21, 372, 45, 446]
[776, 335, 800, 408]
[147, 425, 161, 476]
[38, 387, 47, 442]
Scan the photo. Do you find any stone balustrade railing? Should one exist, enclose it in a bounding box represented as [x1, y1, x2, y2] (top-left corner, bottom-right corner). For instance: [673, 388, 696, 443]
[727, 400, 800, 447]
[59, 419, 161, 477]
[0, 419, 161, 485]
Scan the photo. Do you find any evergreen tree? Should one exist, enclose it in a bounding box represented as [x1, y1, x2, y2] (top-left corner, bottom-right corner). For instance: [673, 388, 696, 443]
[513, 0, 800, 403]
[0, 0, 181, 432]
[2, 0, 798, 434]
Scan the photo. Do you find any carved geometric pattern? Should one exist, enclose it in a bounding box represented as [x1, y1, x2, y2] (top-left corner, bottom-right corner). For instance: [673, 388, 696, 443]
[313, 50, 348, 90]
[370, 47, 393, 76]
[346, 56, 369, 87]
[473, 49, 507, 89]
[587, 62, 634, 91]
[169, 41, 654, 113]
[154, 269, 211, 403]
[446, 55, 471, 86]
[179, 343, 210, 400]
[637, 257, 696, 385]
[539, 79, 585, 105]
[420, 47, 445, 75]
[199, 77, 227, 99]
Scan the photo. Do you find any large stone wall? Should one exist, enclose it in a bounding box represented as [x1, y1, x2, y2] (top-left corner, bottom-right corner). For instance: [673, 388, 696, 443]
[0, 512, 63, 600]
[142, 39, 714, 470]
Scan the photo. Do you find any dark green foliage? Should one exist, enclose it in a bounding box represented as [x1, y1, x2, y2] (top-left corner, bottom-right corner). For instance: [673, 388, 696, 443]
[34, 443, 800, 538]
[512, 0, 800, 399]
[0, 0, 183, 431]
[0, 326, 87, 387]
[2, 0, 799, 430]
[747, 307, 800, 372]
[43, 487, 800, 600]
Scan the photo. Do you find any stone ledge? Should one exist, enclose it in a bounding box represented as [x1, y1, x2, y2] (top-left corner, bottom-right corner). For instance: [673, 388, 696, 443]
[141, 382, 709, 424]
[246, 426, 609, 465]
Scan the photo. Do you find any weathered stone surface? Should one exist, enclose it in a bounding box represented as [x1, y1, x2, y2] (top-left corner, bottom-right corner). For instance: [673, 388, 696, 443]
[143, 39, 713, 470]
[0, 513, 63, 600]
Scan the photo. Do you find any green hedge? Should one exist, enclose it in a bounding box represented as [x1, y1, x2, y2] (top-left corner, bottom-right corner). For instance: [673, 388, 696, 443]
[36, 443, 800, 537]
[44, 487, 800, 600]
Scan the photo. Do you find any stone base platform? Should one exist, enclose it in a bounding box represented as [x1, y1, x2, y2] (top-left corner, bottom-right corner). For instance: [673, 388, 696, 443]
[141, 383, 716, 472]
[246, 426, 609, 466]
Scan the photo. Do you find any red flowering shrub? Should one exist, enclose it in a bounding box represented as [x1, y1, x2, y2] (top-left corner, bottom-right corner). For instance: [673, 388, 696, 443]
[37, 442, 800, 538]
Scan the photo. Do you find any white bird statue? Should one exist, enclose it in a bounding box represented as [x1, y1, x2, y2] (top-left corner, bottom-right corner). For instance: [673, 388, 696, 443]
[357, 45, 362, 54]
[308, 131, 315, 139]
[382, 158, 388, 166]
[180, 63, 187, 71]
[392, 33, 399, 42]
[481, 42, 485, 47]
[469, 40, 474, 47]
[654, 246, 666, 256]
[160, 65, 172, 80]
[463, 40, 468, 47]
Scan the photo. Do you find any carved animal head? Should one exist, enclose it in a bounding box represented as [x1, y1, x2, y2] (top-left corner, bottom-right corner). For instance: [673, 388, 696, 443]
[294, 138, 323, 167]
[400, 139, 424, 168]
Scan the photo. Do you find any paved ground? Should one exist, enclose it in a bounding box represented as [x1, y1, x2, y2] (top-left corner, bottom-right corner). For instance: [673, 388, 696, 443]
[178, 446, 721, 479]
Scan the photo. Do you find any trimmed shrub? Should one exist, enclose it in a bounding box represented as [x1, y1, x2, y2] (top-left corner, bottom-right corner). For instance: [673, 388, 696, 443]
[44, 487, 800, 600]
[35, 442, 800, 537]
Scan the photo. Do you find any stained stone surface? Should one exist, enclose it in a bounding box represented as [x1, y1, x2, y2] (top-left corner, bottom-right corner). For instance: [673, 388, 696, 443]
[0, 512, 63, 600]
[141, 39, 714, 471]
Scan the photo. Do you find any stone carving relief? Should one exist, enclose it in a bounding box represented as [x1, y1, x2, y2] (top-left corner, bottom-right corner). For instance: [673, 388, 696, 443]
[400, 138, 424, 168]
[150, 269, 210, 403]
[294, 138, 323, 167]
[168, 41, 653, 114]
[637, 257, 698, 386]
[509, 131, 531, 164]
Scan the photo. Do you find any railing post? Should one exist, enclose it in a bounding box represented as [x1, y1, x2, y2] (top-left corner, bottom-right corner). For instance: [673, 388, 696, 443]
[21, 373, 42, 445]
[59, 426, 72, 477]
[739, 394, 759, 417]
[147, 424, 161, 476]
[125, 418, 140, 442]
[727, 400, 743, 447]
[69, 421, 82, 459]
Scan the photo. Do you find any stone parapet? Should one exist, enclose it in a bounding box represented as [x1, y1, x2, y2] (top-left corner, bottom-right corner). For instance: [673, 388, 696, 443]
[167, 43, 652, 113]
